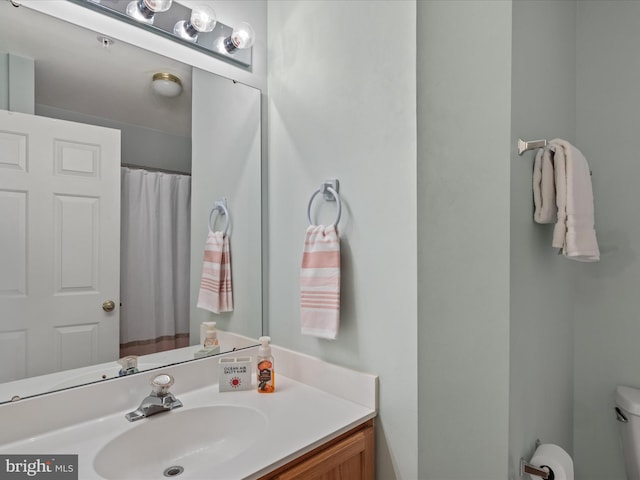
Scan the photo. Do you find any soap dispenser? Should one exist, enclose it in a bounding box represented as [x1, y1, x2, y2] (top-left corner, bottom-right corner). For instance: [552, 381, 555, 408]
[203, 323, 219, 349]
[257, 336, 275, 393]
[194, 323, 221, 359]
[199, 321, 217, 346]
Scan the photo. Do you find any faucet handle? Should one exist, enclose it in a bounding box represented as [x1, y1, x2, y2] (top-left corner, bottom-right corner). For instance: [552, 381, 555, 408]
[150, 374, 175, 396]
[117, 355, 139, 376]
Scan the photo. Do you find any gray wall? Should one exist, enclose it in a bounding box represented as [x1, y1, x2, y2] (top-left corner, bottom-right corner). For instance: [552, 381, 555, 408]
[268, 0, 635, 478]
[509, 0, 577, 478]
[268, 1, 579, 478]
[418, 1, 512, 478]
[267, 1, 418, 478]
[574, 2, 640, 478]
[0, 53, 34, 114]
[190, 69, 263, 342]
[418, 1, 580, 478]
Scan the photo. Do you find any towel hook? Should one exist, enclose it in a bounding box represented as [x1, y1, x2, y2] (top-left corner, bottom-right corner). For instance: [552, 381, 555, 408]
[307, 179, 341, 227]
[208, 197, 231, 235]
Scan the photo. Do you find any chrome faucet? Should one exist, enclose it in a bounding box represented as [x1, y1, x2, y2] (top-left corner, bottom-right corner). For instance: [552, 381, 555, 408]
[125, 373, 183, 422]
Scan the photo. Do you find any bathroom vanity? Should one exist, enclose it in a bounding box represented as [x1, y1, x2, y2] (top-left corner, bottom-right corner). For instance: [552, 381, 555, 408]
[0, 340, 377, 479]
[259, 420, 374, 479]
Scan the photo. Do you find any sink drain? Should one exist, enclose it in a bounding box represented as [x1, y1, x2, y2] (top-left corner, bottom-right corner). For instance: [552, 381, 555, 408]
[163, 466, 184, 477]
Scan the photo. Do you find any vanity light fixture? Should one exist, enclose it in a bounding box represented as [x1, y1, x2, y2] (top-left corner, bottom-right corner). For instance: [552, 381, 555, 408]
[70, 0, 255, 68]
[223, 22, 255, 53]
[151, 72, 182, 97]
[126, 0, 172, 25]
[173, 5, 216, 43]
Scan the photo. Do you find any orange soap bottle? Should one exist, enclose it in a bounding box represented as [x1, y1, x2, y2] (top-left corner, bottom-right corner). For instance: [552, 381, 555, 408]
[257, 336, 275, 393]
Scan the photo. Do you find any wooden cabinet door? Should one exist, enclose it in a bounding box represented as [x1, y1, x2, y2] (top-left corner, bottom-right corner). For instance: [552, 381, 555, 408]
[274, 423, 374, 480]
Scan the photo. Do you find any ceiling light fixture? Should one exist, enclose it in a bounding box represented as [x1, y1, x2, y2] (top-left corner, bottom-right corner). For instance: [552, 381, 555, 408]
[126, 0, 172, 25]
[151, 72, 182, 97]
[173, 5, 216, 43]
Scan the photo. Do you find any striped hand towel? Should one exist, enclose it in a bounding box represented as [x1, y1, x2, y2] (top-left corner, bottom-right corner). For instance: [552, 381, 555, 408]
[197, 231, 233, 314]
[300, 225, 340, 339]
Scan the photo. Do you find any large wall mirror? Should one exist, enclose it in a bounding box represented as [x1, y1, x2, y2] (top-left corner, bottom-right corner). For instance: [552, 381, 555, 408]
[0, 1, 262, 403]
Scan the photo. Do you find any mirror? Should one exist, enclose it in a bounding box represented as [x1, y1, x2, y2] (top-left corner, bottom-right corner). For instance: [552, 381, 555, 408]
[0, 1, 262, 403]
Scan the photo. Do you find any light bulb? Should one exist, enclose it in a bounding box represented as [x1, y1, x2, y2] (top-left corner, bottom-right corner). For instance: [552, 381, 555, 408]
[173, 6, 216, 42]
[190, 6, 216, 32]
[224, 22, 255, 53]
[144, 0, 172, 12]
[126, 0, 172, 24]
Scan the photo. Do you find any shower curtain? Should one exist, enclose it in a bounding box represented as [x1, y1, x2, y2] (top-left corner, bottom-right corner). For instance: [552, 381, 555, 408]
[120, 167, 191, 357]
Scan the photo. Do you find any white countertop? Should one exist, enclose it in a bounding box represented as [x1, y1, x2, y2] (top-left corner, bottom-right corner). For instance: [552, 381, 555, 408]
[0, 342, 378, 479]
[0, 375, 375, 479]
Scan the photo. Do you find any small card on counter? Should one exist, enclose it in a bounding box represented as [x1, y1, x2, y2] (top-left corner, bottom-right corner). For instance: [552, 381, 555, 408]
[218, 356, 253, 392]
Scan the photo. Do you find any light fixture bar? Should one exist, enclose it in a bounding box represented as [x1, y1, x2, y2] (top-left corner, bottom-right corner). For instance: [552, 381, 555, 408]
[67, 0, 253, 68]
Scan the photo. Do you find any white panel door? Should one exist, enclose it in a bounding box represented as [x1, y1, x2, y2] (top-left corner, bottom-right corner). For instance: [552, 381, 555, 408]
[0, 110, 120, 381]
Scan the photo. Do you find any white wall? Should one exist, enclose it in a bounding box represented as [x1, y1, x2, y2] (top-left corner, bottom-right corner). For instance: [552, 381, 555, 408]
[267, 1, 418, 478]
[417, 1, 512, 478]
[574, 2, 640, 478]
[35, 105, 191, 173]
[509, 1, 577, 477]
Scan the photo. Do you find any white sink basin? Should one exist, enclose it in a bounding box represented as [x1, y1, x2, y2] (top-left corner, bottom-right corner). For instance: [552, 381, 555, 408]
[93, 405, 267, 480]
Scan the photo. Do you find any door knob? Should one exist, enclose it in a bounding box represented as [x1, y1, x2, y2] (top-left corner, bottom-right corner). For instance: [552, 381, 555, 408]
[102, 300, 116, 312]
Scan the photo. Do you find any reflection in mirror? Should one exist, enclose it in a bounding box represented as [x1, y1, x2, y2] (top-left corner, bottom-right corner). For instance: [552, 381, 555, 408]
[0, 1, 262, 403]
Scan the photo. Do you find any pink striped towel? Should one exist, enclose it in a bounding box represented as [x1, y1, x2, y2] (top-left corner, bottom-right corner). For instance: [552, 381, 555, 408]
[197, 231, 233, 314]
[300, 225, 340, 339]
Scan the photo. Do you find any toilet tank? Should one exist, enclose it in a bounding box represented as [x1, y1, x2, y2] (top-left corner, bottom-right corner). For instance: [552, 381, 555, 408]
[616, 385, 640, 480]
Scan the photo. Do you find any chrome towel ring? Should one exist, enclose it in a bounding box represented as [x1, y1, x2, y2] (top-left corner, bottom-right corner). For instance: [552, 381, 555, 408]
[208, 198, 231, 235]
[307, 179, 341, 227]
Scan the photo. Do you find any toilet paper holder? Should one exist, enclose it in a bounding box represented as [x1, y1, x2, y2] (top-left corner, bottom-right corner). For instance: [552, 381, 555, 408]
[520, 460, 551, 479]
[520, 440, 553, 479]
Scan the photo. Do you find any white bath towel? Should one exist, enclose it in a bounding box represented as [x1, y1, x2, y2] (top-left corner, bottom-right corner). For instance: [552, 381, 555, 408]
[533, 147, 557, 224]
[300, 225, 341, 339]
[549, 138, 600, 262]
[197, 231, 233, 314]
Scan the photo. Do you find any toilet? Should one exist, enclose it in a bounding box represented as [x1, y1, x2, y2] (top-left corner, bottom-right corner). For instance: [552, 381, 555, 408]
[615, 385, 640, 479]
